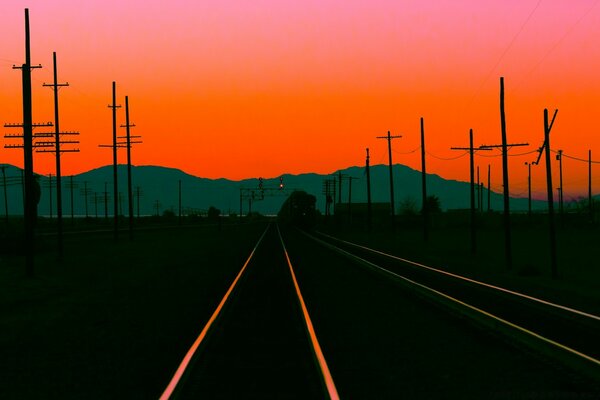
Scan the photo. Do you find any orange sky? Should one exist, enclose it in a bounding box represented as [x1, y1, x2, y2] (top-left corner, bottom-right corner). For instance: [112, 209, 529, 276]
[1, 0, 600, 200]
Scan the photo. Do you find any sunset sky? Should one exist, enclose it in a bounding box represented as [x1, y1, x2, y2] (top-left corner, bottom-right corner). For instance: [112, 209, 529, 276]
[1, 0, 599, 200]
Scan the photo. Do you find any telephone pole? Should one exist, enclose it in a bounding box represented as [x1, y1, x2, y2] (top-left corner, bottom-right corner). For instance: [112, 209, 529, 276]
[3, 9, 50, 276]
[557, 149, 564, 225]
[366, 148, 372, 231]
[534, 109, 559, 278]
[525, 161, 533, 218]
[178, 180, 182, 225]
[100, 82, 121, 241]
[41, 51, 79, 259]
[487, 165, 491, 212]
[119, 96, 141, 240]
[451, 129, 490, 254]
[589, 150, 593, 221]
[1, 166, 8, 223]
[420, 117, 428, 241]
[377, 130, 402, 228]
[477, 77, 528, 269]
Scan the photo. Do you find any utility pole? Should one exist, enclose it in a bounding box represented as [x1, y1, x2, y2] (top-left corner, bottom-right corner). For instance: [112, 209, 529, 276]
[178, 179, 182, 225]
[420, 117, 428, 241]
[534, 109, 559, 278]
[94, 192, 98, 218]
[487, 165, 491, 212]
[104, 182, 109, 219]
[377, 130, 402, 228]
[525, 161, 532, 218]
[366, 148, 372, 231]
[81, 181, 91, 218]
[105, 82, 121, 240]
[47, 174, 53, 218]
[135, 186, 143, 218]
[478, 77, 528, 269]
[67, 176, 76, 223]
[589, 150, 593, 221]
[1, 166, 8, 223]
[2, 9, 50, 276]
[451, 129, 491, 255]
[347, 176, 358, 225]
[557, 149, 564, 225]
[476, 166, 480, 212]
[41, 51, 79, 259]
[119, 96, 141, 241]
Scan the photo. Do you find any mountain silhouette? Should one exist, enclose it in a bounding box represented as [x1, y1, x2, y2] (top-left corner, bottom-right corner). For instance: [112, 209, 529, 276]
[1, 163, 554, 217]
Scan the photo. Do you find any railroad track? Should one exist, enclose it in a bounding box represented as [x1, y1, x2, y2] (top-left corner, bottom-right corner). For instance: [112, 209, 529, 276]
[160, 224, 600, 398]
[160, 224, 339, 399]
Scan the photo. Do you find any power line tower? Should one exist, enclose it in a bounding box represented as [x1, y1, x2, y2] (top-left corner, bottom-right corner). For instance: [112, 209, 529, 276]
[2, 9, 52, 276]
[377, 130, 402, 228]
[39, 51, 79, 259]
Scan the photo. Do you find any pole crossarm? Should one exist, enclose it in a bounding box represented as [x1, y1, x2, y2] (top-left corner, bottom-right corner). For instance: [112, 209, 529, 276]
[534, 109, 559, 165]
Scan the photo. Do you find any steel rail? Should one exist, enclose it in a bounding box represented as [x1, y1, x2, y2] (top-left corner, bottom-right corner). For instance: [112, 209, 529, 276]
[303, 232, 600, 367]
[159, 225, 270, 400]
[277, 224, 339, 400]
[305, 231, 600, 370]
[316, 231, 600, 322]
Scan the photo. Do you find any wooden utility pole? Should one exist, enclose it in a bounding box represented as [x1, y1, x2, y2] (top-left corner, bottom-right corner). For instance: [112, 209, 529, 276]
[476, 166, 480, 212]
[178, 179, 182, 225]
[3, 9, 49, 276]
[119, 96, 140, 240]
[525, 161, 532, 218]
[589, 150, 593, 221]
[420, 117, 428, 242]
[104, 182, 109, 219]
[377, 131, 402, 228]
[557, 149, 564, 225]
[366, 148, 372, 231]
[109, 82, 120, 240]
[41, 51, 79, 259]
[534, 109, 559, 278]
[500, 77, 511, 269]
[487, 165, 491, 212]
[451, 129, 490, 255]
[478, 77, 528, 269]
[1, 166, 8, 223]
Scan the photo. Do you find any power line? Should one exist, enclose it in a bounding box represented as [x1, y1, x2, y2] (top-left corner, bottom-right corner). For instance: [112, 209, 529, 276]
[426, 150, 468, 160]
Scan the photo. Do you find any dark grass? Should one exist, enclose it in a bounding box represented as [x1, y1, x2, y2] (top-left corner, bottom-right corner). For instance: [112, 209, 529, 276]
[0, 220, 267, 399]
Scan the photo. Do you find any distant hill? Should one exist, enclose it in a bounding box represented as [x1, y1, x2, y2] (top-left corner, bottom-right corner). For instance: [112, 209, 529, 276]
[1, 163, 555, 217]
